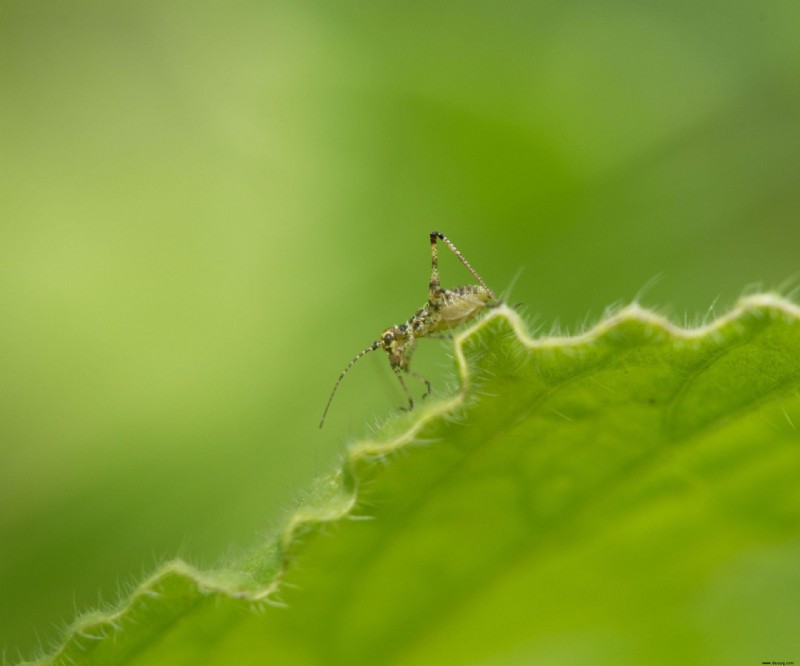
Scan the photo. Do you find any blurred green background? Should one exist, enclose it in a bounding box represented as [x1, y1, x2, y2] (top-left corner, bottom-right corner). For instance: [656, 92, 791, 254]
[1, 0, 799, 658]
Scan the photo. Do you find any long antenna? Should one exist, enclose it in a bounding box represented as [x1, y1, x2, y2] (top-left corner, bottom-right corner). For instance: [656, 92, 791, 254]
[319, 340, 382, 428]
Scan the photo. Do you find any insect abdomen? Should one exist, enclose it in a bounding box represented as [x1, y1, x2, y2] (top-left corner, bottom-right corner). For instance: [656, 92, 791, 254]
[430, 285, 491, 331]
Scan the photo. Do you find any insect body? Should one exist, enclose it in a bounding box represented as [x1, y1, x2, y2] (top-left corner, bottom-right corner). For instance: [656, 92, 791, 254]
[319, 231, 498, 428]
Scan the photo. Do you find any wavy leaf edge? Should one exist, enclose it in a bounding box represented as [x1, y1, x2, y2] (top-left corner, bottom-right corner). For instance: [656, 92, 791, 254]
[24, 292, 800, 665]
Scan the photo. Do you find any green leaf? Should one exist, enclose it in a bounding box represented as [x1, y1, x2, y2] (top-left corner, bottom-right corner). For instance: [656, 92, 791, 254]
[25, 294, 800, 665]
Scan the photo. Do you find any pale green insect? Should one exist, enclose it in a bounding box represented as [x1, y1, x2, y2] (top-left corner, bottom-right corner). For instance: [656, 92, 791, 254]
[320, 231, 498, 428]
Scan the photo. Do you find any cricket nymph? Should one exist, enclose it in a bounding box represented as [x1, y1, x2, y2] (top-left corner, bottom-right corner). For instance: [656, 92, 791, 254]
[319, 232, 498, 428]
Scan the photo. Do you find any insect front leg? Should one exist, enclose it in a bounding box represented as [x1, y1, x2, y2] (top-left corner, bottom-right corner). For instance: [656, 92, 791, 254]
[407, 368, 432, 399]
[390, 362, 415, 411]
[390, 363, 431, 410]
[401, 338, 432, 399]
[388, 334, 431, 411]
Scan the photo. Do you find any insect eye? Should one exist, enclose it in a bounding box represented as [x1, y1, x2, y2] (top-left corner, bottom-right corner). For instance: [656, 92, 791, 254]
[383, 333, 394, 344]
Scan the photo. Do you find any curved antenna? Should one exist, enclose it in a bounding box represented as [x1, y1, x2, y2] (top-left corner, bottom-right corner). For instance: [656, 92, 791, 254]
[319, 340, 382, 428]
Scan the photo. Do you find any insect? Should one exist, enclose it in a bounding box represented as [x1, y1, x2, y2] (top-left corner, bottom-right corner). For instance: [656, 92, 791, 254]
[319, 231, 499, 428]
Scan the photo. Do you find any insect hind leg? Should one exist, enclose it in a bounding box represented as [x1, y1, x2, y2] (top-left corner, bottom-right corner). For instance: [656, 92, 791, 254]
[429, 231, 497, 303]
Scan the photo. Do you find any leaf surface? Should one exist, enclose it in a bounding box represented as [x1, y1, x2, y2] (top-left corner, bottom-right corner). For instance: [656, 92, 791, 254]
[27, 295, 800, 666]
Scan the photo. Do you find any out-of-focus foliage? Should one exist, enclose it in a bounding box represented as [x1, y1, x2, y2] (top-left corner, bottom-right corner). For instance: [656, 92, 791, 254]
[1, 0, 799, 658]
